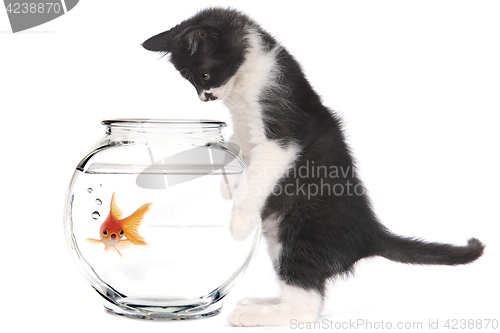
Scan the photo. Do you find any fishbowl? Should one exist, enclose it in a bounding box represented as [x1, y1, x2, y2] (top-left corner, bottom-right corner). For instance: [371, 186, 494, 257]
[64, 119, 260, 320]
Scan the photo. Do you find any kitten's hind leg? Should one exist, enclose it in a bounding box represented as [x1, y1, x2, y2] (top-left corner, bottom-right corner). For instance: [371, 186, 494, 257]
[229, 282, 322, 326]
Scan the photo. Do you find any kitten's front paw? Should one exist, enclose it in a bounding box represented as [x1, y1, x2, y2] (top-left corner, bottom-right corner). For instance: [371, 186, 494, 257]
[229, 205, 261, 241]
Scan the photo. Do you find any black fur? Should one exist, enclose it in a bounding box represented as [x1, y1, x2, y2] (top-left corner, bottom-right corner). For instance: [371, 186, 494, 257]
[143, 7, 484, 298]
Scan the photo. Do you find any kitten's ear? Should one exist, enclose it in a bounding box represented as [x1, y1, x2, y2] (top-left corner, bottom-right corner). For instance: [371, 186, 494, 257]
[185, 28, 218, 55]
[142, 28, 179, 53]
[142, 26, 218, 55]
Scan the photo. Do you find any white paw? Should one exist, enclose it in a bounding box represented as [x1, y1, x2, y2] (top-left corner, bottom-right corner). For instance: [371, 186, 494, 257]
[229, 285, 322, 326]
[228, 303, 316, 327]
[228, 304, 274, 327]
[229, 205, 261, 241]
[236, 297, 281, 306]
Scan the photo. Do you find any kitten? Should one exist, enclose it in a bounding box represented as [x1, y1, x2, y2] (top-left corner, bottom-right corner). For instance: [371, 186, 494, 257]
[143, 7, 484, 326]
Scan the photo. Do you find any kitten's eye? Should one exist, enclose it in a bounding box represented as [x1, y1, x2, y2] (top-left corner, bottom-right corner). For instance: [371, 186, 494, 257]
[202, 73, 210, 81]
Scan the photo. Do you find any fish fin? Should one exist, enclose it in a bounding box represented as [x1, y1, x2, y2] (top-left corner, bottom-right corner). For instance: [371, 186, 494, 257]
[110, 192, 123, 220]
[115, 239, 134, 253]
[113, 246, 123, 257]
[86, 238, 102, 244]
[121, 202, 152, 245]
[104, 245, 122, 257]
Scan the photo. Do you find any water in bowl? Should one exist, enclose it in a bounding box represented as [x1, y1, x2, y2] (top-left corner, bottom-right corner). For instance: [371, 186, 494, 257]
[66, 164, 259, 319]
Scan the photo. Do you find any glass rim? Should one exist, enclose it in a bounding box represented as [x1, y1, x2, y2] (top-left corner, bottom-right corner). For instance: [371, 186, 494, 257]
[102, 118, 227, 129]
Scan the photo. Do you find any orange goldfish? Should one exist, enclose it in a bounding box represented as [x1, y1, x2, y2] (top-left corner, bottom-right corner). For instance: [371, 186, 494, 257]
[86, 192, 152, 257]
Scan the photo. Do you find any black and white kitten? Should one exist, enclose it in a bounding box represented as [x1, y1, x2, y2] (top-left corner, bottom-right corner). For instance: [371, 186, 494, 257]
[142, 7, 484, 326]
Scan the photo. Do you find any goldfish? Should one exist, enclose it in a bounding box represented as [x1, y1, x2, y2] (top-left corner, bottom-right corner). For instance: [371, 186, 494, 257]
[86, 192, 152, 257]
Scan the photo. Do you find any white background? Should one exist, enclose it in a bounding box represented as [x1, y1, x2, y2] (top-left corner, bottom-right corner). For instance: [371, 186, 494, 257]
[1, 0, 499, 332]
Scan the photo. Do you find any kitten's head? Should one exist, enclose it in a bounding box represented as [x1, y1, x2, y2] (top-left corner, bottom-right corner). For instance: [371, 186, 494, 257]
[142, 8, 249, 102]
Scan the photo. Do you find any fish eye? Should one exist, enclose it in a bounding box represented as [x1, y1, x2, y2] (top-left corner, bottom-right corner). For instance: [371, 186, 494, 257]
[103, 230, 108, 237]
[120, 230, 124, 236]
[202, 73, 210, 81]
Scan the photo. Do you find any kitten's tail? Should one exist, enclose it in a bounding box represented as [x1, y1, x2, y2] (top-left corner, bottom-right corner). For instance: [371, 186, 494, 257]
[377, 233, 485, 265]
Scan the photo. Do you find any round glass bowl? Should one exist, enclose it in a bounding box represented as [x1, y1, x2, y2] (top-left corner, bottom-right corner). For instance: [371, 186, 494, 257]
[64, 119, 260, 320]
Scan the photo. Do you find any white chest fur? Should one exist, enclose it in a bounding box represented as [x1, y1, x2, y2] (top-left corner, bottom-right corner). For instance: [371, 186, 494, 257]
[221, 31, 300, 242]
[222, 30, 281, 158]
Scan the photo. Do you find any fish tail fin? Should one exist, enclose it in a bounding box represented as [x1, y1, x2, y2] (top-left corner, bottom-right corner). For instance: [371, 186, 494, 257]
[121, 203, 152, 245]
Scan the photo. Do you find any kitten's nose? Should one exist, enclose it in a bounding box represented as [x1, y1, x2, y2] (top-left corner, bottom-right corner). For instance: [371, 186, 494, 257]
[204, 92, 217, 101]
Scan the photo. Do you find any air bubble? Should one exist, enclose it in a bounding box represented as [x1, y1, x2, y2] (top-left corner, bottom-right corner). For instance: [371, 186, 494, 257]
[96, 199, 102, 205]
[92, 211, 100, 220]
[87, 188, 93, 193]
